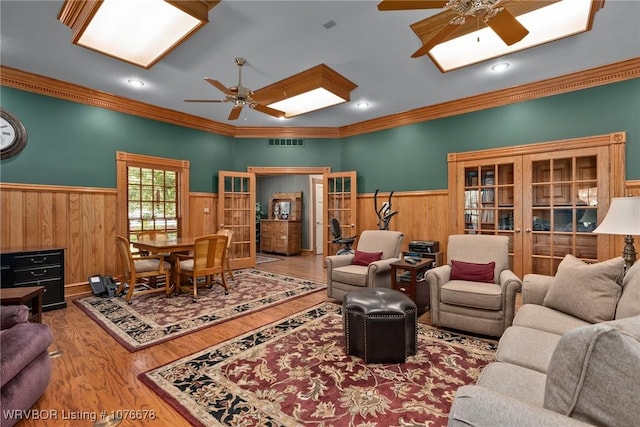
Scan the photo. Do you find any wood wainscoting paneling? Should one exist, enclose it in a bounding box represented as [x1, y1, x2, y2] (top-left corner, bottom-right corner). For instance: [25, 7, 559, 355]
[356, 190, 450, 255]
[1, 183, 220, 298]
[189, 192, 219, 237]
[2, 181, 638, 299]
[1, 183, 117, 297]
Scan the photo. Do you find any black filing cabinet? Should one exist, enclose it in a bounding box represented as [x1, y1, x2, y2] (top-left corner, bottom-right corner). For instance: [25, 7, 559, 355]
[1, 248, 66, 311]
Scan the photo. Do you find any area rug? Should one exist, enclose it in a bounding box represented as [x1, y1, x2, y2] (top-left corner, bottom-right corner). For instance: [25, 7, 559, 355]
[140, 302, 497, 426]
[256, 254, 281, 264]
[74, 269, 325, 352]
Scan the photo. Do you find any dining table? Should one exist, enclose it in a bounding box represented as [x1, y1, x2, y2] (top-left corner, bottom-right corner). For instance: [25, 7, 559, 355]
[131, 237, 195, 290]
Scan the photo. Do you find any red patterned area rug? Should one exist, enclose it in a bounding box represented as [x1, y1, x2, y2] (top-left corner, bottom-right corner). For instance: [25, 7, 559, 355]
[140, 302, 496, 426]
[74, 269, 325, 352]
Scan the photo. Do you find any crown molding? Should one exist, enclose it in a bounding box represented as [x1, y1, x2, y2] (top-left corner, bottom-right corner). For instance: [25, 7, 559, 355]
[2, 57, 638, 140]
[339, 57, 640, 138]
[0, 65, 236, 137]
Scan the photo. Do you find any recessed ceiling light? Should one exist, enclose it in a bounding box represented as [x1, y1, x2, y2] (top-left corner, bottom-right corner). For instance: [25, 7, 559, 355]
[491, 63, 510, 72]
[127, 79, 145, 87]
[356, 102, 370, 109]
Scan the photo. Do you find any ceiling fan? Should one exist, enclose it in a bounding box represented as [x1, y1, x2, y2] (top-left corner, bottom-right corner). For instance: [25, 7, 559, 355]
[184, 57, 285, 121]
[378, 0, 529, 58]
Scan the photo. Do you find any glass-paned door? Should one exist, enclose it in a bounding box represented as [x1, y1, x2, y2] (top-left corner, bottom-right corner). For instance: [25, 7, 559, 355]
[218, 171, 256, 269]
[522, 147, 609, 275]
[324, 171, 357, 257]
[460, 159, 522, 275]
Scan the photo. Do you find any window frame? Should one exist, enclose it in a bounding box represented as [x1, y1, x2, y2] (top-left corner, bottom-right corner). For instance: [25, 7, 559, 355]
[116, 151, 190, 241]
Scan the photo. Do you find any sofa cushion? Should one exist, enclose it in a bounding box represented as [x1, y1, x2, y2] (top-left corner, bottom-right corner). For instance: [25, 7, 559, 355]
[496, 326, 561, 373]
[513, 304, 591, 336]
[543, 255, 625, 323]
[0, 305, 29, 330]
[616, 260, 640, 319]
[477, 362, 547, 407]
[450, 260, 495, 283]
[352, 250, 383, 266]
[543, 316, 640, 427]
[332, 265, 369, 287]
[0, 323, 53, 388]
[440, 280, 503, 310]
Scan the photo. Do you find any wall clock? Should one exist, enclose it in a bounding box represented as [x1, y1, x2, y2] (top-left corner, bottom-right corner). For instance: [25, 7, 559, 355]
[1, 108, 28, 160]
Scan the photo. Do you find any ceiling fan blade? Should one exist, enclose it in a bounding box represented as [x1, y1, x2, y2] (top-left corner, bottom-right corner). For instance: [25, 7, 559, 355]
[377, 0, 448, 11]
[184, 99, 225, 103]
[487, 8, 529, 46]
[411, 23, 458, 58]
[252, 103, 286, 119]
[228, 105, 243, 120]
[205, 78, 233, 95]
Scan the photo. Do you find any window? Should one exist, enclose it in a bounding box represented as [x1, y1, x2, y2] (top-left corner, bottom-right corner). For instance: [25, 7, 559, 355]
[127, 166, 179, 241]
[116, 152, 189, 243]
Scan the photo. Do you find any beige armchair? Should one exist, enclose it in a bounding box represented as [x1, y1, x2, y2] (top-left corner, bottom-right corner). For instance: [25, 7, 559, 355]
[326, 230, 404, 301]
[426, 234, 522, 337]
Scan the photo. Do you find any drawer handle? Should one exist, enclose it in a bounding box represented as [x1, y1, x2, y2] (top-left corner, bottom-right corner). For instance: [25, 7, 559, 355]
[399, 287, 406, 292]
[30, 257, 47, 264]
[30, 270, 47, 277]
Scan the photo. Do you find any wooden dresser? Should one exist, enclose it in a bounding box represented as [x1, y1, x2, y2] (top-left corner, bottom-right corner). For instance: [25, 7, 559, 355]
[260, 220, 302, 256]
[260, 191, 303, 256]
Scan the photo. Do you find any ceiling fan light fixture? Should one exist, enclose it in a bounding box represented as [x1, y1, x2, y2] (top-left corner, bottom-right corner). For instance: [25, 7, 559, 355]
[424, 0, 599, 72]
[253, 64, 357, 118]
[269, 88, 347, 118]
[58, 0, 219, 69]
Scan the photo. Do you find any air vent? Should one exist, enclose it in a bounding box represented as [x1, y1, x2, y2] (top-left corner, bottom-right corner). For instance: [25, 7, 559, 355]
[268, 138, 304, 147]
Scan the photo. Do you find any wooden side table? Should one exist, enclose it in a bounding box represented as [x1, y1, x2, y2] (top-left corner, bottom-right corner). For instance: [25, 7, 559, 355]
[0, 286, 45, 323]
[390, 258, 434, 313]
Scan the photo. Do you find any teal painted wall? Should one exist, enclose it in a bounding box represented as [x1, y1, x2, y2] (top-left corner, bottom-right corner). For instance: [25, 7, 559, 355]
[1, 79, 638, 194]
[0, 87, 235, 192]
[231, 138, 342, 171]
[342, 78, 640, 192]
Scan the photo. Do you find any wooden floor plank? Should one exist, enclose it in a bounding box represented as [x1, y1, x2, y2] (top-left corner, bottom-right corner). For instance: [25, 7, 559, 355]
[24, 255, 328, 427]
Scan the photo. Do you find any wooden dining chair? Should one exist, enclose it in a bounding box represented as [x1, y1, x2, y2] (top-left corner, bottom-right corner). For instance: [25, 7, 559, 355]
[115, 235, 172, 304]
[216, 228, 234, 281]
[175, 234, 229, 302]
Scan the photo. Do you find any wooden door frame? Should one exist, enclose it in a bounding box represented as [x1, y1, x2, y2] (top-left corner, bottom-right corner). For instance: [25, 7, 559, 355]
[247, 167, 330, 176]
[247, 167, 331, 255]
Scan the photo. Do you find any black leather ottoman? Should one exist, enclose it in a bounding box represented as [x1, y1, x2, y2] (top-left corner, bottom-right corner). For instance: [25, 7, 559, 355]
[343, 288, 417, 363]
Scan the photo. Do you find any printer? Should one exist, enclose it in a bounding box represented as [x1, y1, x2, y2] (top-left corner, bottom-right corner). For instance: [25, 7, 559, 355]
[408, 240, 440, 254]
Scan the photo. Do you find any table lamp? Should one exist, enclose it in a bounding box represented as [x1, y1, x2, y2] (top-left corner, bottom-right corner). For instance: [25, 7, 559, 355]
[593, 196, 640, 271]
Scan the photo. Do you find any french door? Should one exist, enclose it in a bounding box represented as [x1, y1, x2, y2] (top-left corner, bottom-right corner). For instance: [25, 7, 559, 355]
[218, 171, 256, 269]
[324, 171, 357, 257]
[450, 132, 625, 277]
[522, 146, 611, 275]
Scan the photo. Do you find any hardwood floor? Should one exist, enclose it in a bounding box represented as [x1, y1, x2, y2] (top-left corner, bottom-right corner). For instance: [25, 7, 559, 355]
[26, 254, 519, 426]
[26, 255, 328, 427]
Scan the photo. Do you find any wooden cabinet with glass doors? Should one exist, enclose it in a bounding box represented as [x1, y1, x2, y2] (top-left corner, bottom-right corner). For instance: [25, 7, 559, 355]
[449, 132, 625, 278]
[462, 162, 520, 272]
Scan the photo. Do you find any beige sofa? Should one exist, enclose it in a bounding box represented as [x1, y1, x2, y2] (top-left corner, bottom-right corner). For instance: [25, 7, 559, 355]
[448, 256, 640, 427]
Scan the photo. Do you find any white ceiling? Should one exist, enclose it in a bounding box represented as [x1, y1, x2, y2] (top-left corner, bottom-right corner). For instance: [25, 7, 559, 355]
[1, 0, 639, 129]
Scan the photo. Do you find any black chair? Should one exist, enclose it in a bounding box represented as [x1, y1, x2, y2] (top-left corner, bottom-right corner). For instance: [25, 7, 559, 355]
[330, 218, 356, 255]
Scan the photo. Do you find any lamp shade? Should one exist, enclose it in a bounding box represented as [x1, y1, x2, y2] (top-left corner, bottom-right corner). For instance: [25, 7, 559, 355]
[593, 197, 640, 235]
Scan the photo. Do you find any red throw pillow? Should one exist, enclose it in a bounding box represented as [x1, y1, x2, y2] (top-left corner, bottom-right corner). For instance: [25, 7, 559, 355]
[352, 250, 383, 266]
[450, 260, 495, 283]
